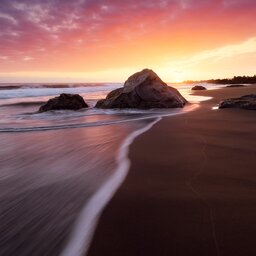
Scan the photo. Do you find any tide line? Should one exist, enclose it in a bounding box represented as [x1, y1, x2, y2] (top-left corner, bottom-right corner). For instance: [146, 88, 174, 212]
[61, 117, 161, 256]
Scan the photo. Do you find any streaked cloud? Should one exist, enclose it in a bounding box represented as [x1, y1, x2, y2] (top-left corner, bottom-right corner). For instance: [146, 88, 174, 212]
[0, 56, 9, 60]
[23, 56, 34, 61]
[166, 37, 256, 67]
[0, 12, 18, 25]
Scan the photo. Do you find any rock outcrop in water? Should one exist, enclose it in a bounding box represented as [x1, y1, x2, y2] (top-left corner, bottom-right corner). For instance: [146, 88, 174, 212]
[96, 69, 187, 109]
[39, 93, 88, 112]
[226, 84, 245, 88]
[191, 85, 207, 91]
[219, 94, 256, 110]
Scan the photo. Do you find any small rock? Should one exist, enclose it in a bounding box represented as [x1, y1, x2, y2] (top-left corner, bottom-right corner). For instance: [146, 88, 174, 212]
[39, 93, 88, 112]
[191, 85, 207, 91]
[219, 94, 256, 110]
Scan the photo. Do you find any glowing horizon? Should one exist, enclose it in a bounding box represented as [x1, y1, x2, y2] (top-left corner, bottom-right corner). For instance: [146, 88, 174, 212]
[0, 0, 256, 83]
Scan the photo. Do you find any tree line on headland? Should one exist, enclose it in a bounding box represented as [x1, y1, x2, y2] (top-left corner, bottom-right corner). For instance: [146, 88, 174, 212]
[184, 75, 256, 84]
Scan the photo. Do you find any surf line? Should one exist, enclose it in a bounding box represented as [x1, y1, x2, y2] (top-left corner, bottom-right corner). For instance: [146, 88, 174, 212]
[60, 117, 161, 256]
[0, 104, 199, 133]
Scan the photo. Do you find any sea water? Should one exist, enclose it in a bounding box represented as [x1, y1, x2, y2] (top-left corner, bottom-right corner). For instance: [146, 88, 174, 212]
[0, 82, 217, 255]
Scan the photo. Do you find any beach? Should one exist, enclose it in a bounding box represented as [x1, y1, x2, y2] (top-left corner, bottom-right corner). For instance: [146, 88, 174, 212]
[1, 0, 256, 255]
[88, 85, 256, 256]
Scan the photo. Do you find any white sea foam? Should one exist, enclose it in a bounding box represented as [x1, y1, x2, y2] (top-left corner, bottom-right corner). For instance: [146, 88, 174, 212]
[0, 84, 121, 99]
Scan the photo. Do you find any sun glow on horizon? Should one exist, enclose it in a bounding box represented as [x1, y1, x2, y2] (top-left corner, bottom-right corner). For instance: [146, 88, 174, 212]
[173, 79, 183, 84]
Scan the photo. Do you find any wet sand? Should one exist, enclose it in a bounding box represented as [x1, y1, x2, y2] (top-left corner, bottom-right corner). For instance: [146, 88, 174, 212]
[88, 85, 256, 256]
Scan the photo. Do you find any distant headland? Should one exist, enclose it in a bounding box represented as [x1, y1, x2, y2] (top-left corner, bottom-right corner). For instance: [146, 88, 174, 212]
[183, 75, 256, 84]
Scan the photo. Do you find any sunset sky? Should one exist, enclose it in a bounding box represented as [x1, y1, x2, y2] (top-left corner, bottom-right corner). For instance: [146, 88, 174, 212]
[0, 0, 256, 83]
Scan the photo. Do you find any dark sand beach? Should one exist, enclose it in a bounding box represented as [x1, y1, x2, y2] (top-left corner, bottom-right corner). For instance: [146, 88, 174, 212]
[88, 85, 256, 256]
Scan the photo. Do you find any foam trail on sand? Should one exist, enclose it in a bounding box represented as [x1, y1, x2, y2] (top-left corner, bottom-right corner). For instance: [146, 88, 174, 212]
[61, 117, 161, 256]
[60, 105, 200, 256]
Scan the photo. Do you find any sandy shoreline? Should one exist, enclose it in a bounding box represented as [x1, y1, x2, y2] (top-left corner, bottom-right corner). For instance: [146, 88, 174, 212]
[88, 85, 256, 256]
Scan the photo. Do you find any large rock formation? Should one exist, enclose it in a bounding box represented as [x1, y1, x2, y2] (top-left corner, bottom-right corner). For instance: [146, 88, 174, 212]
[192, 85, 207, 91]
[96, 69, 187, 109]
[219, 94, 256, 110]
[39, 93, 88, 112]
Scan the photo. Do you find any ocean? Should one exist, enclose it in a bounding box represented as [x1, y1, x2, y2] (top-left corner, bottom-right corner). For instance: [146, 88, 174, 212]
[0, 82, 218, 255]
